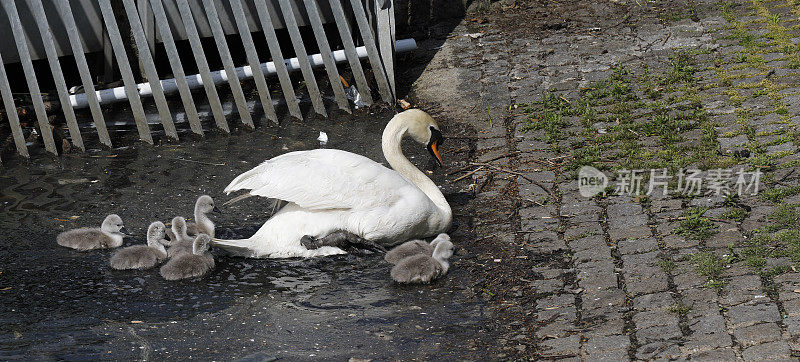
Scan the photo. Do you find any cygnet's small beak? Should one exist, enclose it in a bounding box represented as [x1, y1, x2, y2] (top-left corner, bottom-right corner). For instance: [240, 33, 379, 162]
[213, 206, 222, 214]
[120, 226, 131, 235]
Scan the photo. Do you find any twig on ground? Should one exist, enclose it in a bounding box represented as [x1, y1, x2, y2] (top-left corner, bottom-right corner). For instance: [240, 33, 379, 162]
[453, 166, 484, 182]
[447, 152, 519, 175]
[470, 162, 556, 198]
[526, 198, 546, 207]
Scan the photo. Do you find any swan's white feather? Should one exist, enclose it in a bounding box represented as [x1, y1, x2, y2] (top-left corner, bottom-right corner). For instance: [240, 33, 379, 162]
[224, 149, 416, 211]
[214, 110, 451, 259]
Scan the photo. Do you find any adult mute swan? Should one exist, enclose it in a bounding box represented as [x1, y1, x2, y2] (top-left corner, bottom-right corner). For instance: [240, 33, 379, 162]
[212, 109, 452, 258]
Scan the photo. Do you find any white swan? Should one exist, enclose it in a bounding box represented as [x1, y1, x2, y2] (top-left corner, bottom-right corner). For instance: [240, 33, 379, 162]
[212, 109, 452, 258]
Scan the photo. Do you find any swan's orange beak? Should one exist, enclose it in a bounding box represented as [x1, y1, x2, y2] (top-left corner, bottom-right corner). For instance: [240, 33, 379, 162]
[430, 140, 443, 166]
[427, 127, 444, 166]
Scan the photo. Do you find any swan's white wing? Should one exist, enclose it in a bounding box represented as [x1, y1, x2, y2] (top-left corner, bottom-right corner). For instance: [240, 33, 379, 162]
[224, 149, 412, 211]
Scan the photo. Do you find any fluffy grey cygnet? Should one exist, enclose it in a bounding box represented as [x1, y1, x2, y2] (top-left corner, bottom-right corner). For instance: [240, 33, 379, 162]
[159, 234, 215, 280]
[390, 239, 454, 284]
[109, 221, 168, 270]
[384, 233, 450, 265]
[167, 216, 193, 258]
[164, 195, 220, 242]
[186, 195, 220, 237]
[56, 214, 129, 251]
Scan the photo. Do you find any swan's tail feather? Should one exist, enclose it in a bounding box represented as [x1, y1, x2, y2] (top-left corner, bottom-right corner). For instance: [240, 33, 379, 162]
[222, 193, 255, 207]
[224, 162, 270, 194]
[210, 238, 257, 258]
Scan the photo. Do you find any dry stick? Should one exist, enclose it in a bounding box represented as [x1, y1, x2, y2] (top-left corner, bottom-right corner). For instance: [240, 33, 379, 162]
[453, 166, 484, 182]
[526, 198, 546, 207]
[524, 158, 557, 167]
[446, 165, 474, 176]
[447, 152, 521, 176]
[484, 151, 520, 163]
[470, 162, 556, 198]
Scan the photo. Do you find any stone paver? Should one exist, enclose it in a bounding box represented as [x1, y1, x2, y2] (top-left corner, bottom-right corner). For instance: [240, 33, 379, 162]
[412, 0, 800, 358]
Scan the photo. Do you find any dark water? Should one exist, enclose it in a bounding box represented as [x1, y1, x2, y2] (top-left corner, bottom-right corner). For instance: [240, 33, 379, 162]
[0, 108, 486, 360]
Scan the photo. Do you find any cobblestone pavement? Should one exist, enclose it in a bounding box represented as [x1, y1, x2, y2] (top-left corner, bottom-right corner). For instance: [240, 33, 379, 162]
[409, 0, 800, 359]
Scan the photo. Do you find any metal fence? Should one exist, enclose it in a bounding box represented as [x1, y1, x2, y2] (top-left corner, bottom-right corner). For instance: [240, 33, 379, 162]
[0, 0, 413, 160]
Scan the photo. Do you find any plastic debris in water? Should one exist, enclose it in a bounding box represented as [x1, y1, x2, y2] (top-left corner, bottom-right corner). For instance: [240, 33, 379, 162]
[345, 86, 366, 109]
[317, 131, 328, 146]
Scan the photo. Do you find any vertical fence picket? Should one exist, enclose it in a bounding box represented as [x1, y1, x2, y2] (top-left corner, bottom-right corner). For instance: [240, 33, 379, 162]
[56, 0, 111, 148]
[2, 0, 57, 155]
[0, 0, 399, 158]
[304, 0, 350, 113]
[201, 0, 254, 128]
[376, 0, 395, 99]
[348, 0, 393, 102]
[98, 0, 153, 144]
[121, 0, 178, 141]
[278, 0, 326, 116]
[149, 0, 203, 136]
[0, 54, 28, 158]
[27, 0, 84, 151]
[176, 0, 229, 132]
[230, 0, 278, 124]
[253, 0, 302, 120]
[328, 0, 373, 106]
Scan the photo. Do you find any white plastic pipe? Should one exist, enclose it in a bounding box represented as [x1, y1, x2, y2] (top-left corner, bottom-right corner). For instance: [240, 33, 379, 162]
[69, 38, 417, 108]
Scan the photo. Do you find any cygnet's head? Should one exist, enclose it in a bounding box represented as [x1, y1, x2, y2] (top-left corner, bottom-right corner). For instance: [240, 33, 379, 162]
[193, 234, 211, 254]
[432, 239, 454, 261]
[171, 216, 187, 235]
[101, 214, 128, 235]
[429, 233, 451, 248]
[147, 221, 166, 245]
[195, 195, 221, 214]
[393, 109, 444, 166]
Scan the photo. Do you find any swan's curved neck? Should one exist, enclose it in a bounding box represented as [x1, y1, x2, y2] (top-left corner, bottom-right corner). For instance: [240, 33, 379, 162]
[195, 205, 212, 228]
[147, 233, 167, 254]
[382, 117, 452, 229]
[173, 224, 190, 241]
